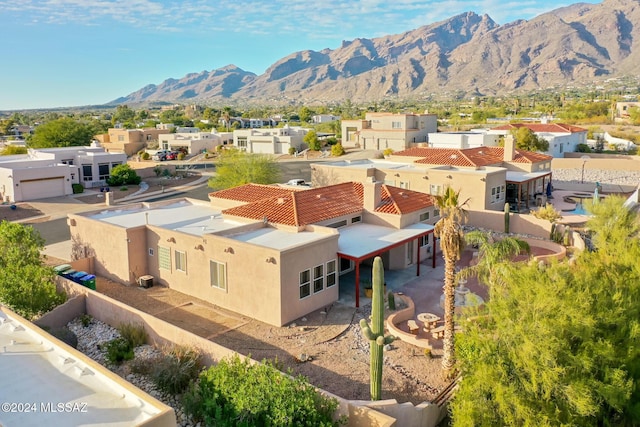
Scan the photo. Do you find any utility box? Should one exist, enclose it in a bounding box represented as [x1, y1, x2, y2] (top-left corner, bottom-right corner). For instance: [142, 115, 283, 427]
[138, 275, 154, 288]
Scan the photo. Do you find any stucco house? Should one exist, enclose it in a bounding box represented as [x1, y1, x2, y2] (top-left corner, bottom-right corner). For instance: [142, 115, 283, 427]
[487, 123, 588, 158]
[158, 131, 232, 154]
[426, 131, 499, 149]
[68, 181, 437, 326]
[95, 128, 172, 156]
[0, 144, 127, 202]
[233, 125, 309, 154]
[312, 138, 553, 212]
[341, 112, 438, 151]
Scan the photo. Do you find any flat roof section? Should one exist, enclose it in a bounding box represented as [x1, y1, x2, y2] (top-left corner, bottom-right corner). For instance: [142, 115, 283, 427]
[506, 170, 552, 183]
[86, 199, 245, 236]
[337, 222, 434, 260]
[0, 307, 174, 427]
[230, 227, 334, 250]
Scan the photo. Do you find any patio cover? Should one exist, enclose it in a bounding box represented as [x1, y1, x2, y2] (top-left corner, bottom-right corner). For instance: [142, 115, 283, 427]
[506, 170, 553, 211]
[337, 223, 435, 307]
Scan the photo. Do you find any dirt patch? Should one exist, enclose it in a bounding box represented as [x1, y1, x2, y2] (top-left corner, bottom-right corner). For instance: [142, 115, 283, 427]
[0, 203, 45, 222]
[90, 274, 449, 405]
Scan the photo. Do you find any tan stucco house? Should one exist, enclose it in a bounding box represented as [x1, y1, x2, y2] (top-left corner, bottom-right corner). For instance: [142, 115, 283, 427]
[312, 138, 553, 212]
[488, 123, 587, 158]
[68, 181, 437, 326]
[95, 128, 172, 156]
[341, 112, 438, 151]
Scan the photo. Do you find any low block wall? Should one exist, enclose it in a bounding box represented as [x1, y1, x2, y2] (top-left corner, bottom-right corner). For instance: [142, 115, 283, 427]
[467, 210, 552, 239]
[386, 294, 430, 350]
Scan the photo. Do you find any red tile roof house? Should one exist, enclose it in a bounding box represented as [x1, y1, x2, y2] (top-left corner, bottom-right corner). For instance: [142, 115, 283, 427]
[67, 181, 436, 326]
[487, 123, 588, 158]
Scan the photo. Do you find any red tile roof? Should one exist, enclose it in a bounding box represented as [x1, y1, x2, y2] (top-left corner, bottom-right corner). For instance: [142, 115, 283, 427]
[217, 182, 435, 226]
[491, 123, 587, 133]
[395, 146, 551, 166]
[208, 184, 296, 203]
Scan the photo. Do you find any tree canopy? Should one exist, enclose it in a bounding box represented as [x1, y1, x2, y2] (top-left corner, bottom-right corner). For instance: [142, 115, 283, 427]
[208, 149, 280, 190]
[511, 127, 549, 152]
[304, 129, 321, 151]
[27, 117, 96, 148]
[107, 164, 142, 186]
[0, 221, 65, 319]
[451, 196, 640, 426]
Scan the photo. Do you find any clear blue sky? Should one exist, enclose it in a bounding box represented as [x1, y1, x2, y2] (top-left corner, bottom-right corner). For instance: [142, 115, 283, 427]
[0, 0, 599, 111]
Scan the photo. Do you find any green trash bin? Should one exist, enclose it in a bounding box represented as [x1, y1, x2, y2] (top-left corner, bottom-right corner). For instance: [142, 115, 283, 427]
[53, 264, 72, 275]
[79, 274, 96, 291]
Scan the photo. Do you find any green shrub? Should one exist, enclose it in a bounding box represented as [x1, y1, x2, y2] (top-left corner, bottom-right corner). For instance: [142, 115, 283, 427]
[153, 165, 162, 177]
[117, 323, 147, 347]
[183, 355, 343, 426]
[162, 168, 172, 178]
[130, 355, 160, 376]
[141, 152, 151, 160]
[177, 152, 185, 161]
[80, 314, 92, 327]
[152, 345, 202, 395]
[575, 143, 591, 153]
[71, 183, 84, 194]
[331, 142, 345, 157]
[50, 327, 78, 349]
[383, 148, 394, 157]
[106, 164, 141, 186]
[104, 337, 134, 364]
[288, 146, 296, 155]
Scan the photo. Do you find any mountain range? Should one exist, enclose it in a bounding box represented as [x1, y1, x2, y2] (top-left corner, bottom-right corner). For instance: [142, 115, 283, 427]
[112, 0, 639, 106]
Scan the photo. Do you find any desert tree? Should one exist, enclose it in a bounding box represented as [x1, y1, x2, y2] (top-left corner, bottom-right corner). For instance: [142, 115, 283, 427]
[208, 149, 280, 190]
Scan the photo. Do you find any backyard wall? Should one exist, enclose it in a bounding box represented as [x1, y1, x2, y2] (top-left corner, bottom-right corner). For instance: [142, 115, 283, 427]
[38, 278, 400, 427]
[467, 209, 553, 239]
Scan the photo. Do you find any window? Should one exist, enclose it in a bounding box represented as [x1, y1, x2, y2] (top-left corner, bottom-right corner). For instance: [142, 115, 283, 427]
[158, 246, 171, 270]
[61, 159, 74, 165]
[117, 135, 124, 142]
[434, 209, 440, 218]
[559, 143, 564, 153]
[340, 258, 352, 273]
[419, 235, 429, 247]
[299, 269, 311, 299]
[326, 219, 347, 228]
[210, 260, 227, 290]
[419, 211, 430, 221]
[148, 248, 154, 256]
[429, 184, 442, 195]
[82, 164, 93, 182]
[491, 185, 505, 203]
[175, 250, 187, 272]
[326, 260, 336, 288]
[237, 137, 248, 150]
[392, 121, 402, 129]
[313, 264, 324, 293]
[351, 216, 361, 224]
[399, 181, 409, 189]
[98, 163, 110, 181]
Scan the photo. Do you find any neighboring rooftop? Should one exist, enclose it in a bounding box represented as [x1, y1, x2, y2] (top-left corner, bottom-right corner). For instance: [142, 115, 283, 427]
[491, 123, 587, 134]
[394, 147, 552, 166]
[0, 306, 175, 427]
[86, 199, 244, 237]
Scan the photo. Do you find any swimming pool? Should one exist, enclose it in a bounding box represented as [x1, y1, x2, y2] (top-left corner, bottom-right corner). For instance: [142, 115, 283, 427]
[563, 194, 602, 215]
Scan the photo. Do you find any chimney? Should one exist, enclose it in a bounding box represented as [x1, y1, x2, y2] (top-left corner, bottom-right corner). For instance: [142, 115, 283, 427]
[363, 177, 382, 211]
[503, 134, 515, 162]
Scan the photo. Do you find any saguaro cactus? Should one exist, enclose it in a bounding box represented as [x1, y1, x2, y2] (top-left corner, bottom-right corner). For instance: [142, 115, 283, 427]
[359, 256, 394, 401]
[504, 202, 510, 233]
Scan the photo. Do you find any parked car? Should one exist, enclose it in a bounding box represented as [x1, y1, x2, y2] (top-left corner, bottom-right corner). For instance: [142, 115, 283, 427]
[152, 150, 170, 161]
[165, 151, 179, 161]
[286, 179, 310, 187]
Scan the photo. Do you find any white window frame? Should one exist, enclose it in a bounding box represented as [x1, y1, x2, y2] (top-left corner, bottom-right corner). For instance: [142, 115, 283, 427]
[429, 184, 442, 196]
[399, 181, 409, 189]
[299, 269, 311, 299]
[419, 211, 430, 221]
[210, 260, 227, 291]
[313, 264, 324, 293]
[326, 260, 337, 288]
[175, 250, 187, 272]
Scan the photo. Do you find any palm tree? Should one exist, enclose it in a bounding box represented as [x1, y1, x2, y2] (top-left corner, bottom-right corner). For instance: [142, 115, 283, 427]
[433, 187, 468, 374]
[459, 231, 530, 289]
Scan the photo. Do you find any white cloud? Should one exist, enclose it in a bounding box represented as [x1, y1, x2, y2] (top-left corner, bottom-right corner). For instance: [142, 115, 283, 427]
[0, 0, 592, 40]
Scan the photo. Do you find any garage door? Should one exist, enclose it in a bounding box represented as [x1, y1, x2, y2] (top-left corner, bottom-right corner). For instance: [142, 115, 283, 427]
[20, 177, 66, 201]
